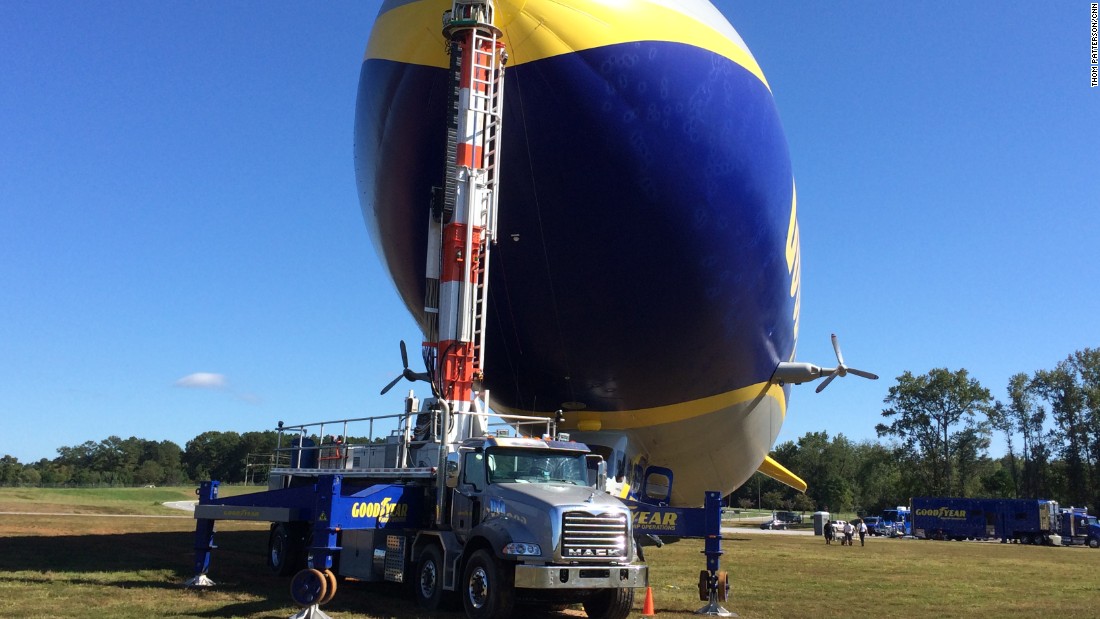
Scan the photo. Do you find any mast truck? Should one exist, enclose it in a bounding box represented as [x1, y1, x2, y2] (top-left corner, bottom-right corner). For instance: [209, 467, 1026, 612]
[191, 404, 647, 619]
[187, 3, 733, 618]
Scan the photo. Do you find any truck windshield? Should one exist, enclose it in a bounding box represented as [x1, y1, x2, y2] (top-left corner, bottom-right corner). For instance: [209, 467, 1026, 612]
[486, 449, 588, 485]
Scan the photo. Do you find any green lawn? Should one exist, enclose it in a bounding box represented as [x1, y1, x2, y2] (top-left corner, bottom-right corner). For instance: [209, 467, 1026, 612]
[2, 488, 1099, 618]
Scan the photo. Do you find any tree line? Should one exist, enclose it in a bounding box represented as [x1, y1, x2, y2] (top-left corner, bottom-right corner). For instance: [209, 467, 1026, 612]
[5, 348, 1099, 514]
[0, 431, 282, 487]
[729, 347, 1100, 515]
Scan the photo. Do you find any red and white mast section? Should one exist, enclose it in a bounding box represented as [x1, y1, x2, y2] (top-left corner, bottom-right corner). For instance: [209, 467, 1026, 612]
[424, 0, 505, 441]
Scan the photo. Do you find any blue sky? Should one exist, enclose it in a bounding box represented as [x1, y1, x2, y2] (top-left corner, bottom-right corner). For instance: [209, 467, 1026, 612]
[1, 2, 1097, 465]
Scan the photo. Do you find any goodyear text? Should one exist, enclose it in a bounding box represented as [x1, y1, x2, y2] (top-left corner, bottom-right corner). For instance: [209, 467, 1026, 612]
[633, 510, 678, 530]
[915, 507, 967, 520]
[351, 497, 408, 524]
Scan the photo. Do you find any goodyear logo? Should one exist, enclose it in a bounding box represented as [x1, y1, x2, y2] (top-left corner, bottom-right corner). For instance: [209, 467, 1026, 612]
[632, 510, 678, 531]
[220, 508, 261, 518]
[784, 183, 801, 340]
[915, 508, 967, 520]
[351, 497, 408, 524]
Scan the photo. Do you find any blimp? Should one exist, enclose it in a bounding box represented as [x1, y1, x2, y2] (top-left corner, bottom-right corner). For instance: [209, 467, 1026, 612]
[355, 0, 872, 507]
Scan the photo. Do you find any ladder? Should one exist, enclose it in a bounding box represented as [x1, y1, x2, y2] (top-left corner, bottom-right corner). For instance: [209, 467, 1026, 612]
[467, 24, 504, 378]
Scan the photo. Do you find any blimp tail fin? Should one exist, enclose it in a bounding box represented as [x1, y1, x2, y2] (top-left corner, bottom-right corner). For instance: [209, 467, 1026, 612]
[757, 455, 808, 493]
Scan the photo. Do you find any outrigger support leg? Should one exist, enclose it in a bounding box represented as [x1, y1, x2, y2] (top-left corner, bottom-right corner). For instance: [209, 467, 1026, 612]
[695, 491, 735, 617]
[289, 605, 335, 619]
[185, 481, 220, 588]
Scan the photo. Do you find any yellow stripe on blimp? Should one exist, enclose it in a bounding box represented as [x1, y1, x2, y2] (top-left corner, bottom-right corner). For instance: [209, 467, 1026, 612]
[496, 380, 787, 431]
[366, 0, 769, 89]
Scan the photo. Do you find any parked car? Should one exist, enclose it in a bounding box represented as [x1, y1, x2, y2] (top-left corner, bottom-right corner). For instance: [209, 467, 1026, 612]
[863, 516, 885, 535]
[760, 519, 789, 530]
[774, 510, 803, 524]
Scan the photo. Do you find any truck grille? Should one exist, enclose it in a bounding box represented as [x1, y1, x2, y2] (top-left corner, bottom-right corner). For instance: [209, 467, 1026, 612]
[562, 512, 627, 559]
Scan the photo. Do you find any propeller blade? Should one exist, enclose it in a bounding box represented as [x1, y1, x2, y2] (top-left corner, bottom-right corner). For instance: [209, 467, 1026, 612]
[831, 333, 845, 367]
[380, 374, 404, 396]
[816, 371, 839, 393]
[848, 368, 879, 381]
[399, 340, 409, 370]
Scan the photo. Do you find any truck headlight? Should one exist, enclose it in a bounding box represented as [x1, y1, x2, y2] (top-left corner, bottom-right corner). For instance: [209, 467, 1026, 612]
[502, 542, 542, 556]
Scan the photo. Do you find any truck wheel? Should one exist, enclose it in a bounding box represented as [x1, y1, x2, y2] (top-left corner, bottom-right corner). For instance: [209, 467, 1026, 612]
[318, 569, 338, 606]
[582, 587, 634, 619]
[1089, 537, 1099, 549]
[289, 568, 328, 607]
[415, 545, 455, 611]
[462, 549, 514, 619]
[716, 571, 729, 602]
[269, 523, 304, 577]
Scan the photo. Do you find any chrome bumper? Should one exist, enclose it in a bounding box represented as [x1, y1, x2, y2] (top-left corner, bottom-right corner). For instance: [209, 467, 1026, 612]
[513, 563, 648, 589]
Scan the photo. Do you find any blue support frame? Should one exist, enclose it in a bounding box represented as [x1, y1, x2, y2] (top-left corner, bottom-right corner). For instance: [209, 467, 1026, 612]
[188, 475, 432, 585]
[625, 490, 730, 614]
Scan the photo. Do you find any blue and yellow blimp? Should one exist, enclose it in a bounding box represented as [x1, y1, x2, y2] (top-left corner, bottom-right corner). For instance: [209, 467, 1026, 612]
[355, 0, 800, 506]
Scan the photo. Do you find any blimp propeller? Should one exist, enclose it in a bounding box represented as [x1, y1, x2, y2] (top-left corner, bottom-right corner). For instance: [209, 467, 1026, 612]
[380, 340, 432, 395]
[771, 333, 879, 392]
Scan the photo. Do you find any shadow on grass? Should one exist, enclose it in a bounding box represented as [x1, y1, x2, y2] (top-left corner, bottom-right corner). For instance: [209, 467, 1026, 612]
[0, 529, 269, 578]
[0, 529, 649, 618]
[0, 530, 568, 618]
[0, 529, 293, 615]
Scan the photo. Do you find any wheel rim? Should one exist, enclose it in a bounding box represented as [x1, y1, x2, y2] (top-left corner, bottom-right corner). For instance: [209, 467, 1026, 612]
[271, 535, 285, 568]
[420, 560, 438, 599]
[468, 565, 490, 609]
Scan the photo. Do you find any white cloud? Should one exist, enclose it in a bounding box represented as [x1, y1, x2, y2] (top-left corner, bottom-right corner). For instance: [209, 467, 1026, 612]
[174, 372, 228, 390]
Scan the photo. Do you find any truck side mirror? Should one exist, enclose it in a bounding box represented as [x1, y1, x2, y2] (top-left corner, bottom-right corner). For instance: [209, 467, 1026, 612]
[445, 452, 460, 489]
[586, 454, 607, 491]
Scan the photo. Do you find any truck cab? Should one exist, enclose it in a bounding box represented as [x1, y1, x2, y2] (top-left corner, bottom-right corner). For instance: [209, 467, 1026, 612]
[429, 435, 646, 618]
[1061, 508, 1100, 548]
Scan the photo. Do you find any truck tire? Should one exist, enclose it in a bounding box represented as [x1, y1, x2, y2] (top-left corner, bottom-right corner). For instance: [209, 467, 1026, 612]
[1089, 537, 1099, 549]
[269, 523, 305, 577]
[462, 549, 514, 619]
[582, 587, 635, 619]
[415, 545, 455, 611]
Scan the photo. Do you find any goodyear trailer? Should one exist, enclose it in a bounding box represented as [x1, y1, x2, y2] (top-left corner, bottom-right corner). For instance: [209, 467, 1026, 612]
[911, 497, 1061, 545]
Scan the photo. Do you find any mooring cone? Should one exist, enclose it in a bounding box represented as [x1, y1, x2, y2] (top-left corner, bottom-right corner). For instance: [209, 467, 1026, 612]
[642, 586, 655, 616]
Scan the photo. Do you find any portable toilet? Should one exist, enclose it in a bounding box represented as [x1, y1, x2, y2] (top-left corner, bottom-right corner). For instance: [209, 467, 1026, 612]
[813, 511, 831, 536]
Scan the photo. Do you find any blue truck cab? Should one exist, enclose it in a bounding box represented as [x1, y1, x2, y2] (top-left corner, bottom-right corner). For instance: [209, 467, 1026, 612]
[880, 506, 911, 537]
[1061, 507, 1100, 548]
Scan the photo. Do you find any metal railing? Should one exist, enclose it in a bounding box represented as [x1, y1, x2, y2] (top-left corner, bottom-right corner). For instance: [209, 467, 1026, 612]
[272, 408, 561, 472]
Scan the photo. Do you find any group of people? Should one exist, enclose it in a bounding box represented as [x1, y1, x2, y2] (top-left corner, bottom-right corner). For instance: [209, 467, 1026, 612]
[823, 519, 867, 546]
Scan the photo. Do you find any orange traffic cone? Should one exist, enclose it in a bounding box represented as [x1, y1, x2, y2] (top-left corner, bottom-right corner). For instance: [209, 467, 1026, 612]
[641, 586, 655, 616]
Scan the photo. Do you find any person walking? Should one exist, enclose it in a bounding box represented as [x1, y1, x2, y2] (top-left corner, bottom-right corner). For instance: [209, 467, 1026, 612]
[843, 521, 854, 546]
[824, 520, 834, 545]
[858, 519, 867, 546]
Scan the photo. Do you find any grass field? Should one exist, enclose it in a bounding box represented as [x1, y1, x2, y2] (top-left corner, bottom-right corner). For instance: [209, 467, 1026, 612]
[2, 488, 1099, 618]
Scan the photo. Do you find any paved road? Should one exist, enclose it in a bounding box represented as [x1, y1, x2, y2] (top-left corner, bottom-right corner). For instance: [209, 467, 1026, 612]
[722, 525, 816, 537]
